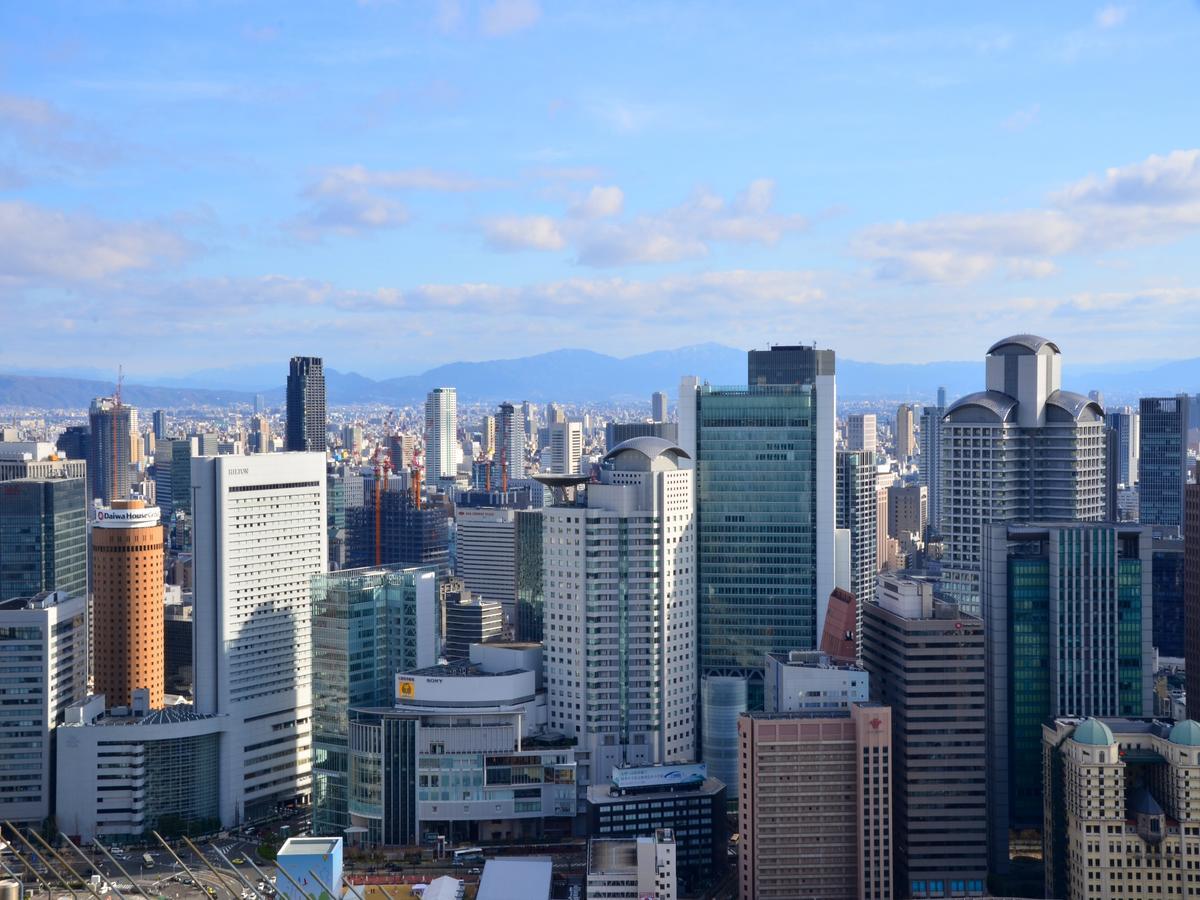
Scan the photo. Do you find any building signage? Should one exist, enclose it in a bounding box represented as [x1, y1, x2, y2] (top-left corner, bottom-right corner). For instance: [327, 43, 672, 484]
[612, 762, 706, 790]
[396, 676, 416, 700]
[95, 507, 161, 528]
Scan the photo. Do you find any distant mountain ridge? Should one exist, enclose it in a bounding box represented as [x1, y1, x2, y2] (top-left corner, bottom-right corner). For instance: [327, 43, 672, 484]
[2, 343, 1199, 409]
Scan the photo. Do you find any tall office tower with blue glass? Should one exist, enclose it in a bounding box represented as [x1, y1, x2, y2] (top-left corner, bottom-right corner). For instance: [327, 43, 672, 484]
[1138, 394, 1190, 534]
[680, 345, 836, 791]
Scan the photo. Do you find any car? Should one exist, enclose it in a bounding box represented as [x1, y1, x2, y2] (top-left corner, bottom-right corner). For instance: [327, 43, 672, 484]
[231, 858, 245, 865]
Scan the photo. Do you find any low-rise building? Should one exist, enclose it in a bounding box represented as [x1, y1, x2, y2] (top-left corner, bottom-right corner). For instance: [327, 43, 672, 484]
[587, 829, 677, 900]
[763, 650, 868, 713]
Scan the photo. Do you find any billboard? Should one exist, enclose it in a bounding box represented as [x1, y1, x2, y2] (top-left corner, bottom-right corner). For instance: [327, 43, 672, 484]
[396, 675, 416, 700]
[94, 506, 161, 528]
[612, 762, 707, 791]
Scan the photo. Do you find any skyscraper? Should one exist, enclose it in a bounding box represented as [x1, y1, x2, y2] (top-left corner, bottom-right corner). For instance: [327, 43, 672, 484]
[92, 499, 165, 710]
[424, 386, 457, 482]
[250, 413, 271, 454]
[747, 344, 835, 385]
[1104, 405, 1140, 486]
[652, 391, 668, 421]
[0, 477, 87, 602]
[846, 413, 877, 454]
[192, 452, 327, 823]
[543, 437, 696, 784]
[88, 396, 134, 504]
[548, 420, 583, 474]
[348, 473, 450, 575]
[862, 574, 986, 897]
[454, 505, 517, 618]
[1138, 395, 1190, 533]
[514, 508, 544, 643]
[941, 336, 1106, 614]
[286, 356, 326, 452]
[836, 449, 878, 643]
[1185, 463, 1200, 719]
[442, 590, 502, 661]
[0, 590, 87, 825]
[492, 401, 526, 486]
[152, 409, 168, 440]
[896, 403, 916, 460]
[918, 392, 946, 536]
[982, 522, 1152, 873]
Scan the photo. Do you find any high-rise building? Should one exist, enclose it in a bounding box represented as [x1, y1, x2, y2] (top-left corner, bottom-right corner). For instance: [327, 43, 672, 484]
[152, 410, 168, 440]
[887, 483, 927, 540]
[88, 396, 135, 504]
[423, 387, 457, 483]
[941, 336, 1106, 615]
[480, 413, 497, 455]
[164, 600, 193, 695]
[548, 420, 583, 474]
[1185, 463, 1200, 719]
[747, 344, 835, 386]
[763, 650, 868, 713]
[862, 574, 986, 898]
[190, 431, 220, 457]
[652, 391, 669, 422]
[311, 565, 438, 837]
[587, 830, 678, 900]
[836, 449, 877, 644]
[56, 425, 90, 473]
[340, 424, 363, 456]
[249, 414, 271, 454]
[0, 442, 87, 482]
[1043, 716, 1200, 900]
[0, 590, 87, 824]
[492, 402, 527, 486]
[1139, 395, 1190, 533]
[454, 506, 517, 620]
[1153, 536, 1185, 659]
[348, 473, 450, 575]
[286, 356, 326, 453]
[93, 499, 165, 710]
[896, 404, 916, 460]
[738, 704, 892, 900]
[192, 452, 327, 823]
[982, 521, 1153, 873]
[846, 413, 877, 454]
[1104, 406, 1139, 486]
[442, 591, 502, 661]
[543, 436, 696, 785]
[0, 476, 87, 602]
[918, 393, 946, 537]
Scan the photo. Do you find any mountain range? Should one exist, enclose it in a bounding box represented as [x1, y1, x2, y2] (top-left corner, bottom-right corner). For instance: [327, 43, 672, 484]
[2, 343, 1199, 409]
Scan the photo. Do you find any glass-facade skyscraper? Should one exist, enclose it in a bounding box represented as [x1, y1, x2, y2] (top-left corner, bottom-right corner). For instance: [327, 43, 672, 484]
[1138, 395, 1189, 533]
[0, 477, 87, 602]
[88, 396, 134, 505]
[286, 355, 326, 453]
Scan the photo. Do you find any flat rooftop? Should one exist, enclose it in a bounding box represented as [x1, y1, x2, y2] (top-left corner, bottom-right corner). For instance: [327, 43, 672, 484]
[588, 776, 725, 804]
[477, 858, 552, 900]
[405, 660, 524, 678]
[278, 837, 340, 856]
[588, 839, 637, 874]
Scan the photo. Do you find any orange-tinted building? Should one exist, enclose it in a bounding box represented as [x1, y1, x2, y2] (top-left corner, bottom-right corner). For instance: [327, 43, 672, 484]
[820, 586, 858, 664]
[93, 499, 165, 709]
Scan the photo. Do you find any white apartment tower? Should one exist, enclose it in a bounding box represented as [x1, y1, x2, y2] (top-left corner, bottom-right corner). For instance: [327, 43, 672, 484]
[192, 452, 328, 824]
[543, 437, 696, 785]
[549, 420, 584, 474]
[424, 387, 457, 483]
[846, 413, 877, 454]
[941, 335, 1106, 614]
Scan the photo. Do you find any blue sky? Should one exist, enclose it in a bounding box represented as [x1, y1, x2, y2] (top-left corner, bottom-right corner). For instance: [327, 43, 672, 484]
[4, 0, 1200, 380]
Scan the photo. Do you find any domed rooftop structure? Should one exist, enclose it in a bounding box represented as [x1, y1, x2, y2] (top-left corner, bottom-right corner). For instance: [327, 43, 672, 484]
[1072, 718, 1115, 746]
[987, 334, 1061, 356]
[1169, 720, 1200, 747]
[602, 436, 691, 466]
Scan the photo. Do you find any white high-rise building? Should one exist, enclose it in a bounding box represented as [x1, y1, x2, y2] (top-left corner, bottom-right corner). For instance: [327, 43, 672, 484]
[192, 452, 327, 824]
[454, 506, 517, 623]
[543, 437, 696, 785]
[424, 387, 457, 482]
[846, 413, 877, 453]
[941, 335, 1106, 614]
[549, 420, 584, 474]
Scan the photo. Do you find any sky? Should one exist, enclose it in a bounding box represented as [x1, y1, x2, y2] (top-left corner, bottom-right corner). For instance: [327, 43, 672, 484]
[3, 0, 1200, 381]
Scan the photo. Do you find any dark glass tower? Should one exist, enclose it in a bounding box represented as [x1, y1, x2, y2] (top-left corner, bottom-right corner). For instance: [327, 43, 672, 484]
[747, 344, 835, 386]
[0, 477, 88, 601]
[1138, 395, 1189, 533]
[286, 356, 326, 452]
[88, 397, 134, 504]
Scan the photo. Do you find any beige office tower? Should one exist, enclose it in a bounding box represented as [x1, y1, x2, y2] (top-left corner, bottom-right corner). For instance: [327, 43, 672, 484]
[847, 413, 877, 453]
[896, 403, 916, 460]
[92, 499, 165, 710]
[1043, 717, 1200, 900]
[738, 704, 892, 900]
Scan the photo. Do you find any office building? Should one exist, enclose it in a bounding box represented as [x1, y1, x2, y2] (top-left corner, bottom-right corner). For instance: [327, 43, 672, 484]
[652, 391, 669, 422]
[388, 432, 417, 469]
[515, 509, 544, 642]
[247, 414, 270, 454]
[1153, 536, 1185, 659]
[153, 438, 194, 517]
[543, 436, 696, 785]
[0, 590, 87, 824]
[56, 697, 224, 841]
[455, 506, 516, 621]
[862, 574, 986, 898]
[941, 336, 1106, 615]
[346, 644, 576, 846]
[763, 650, 868, 713]
[698, 676, 746, 799]
[192, 451, 327, 823]
[88, 396, 134, 504]
[164, 600, 193, 696]
[846, 413, 877, 454]
[836, 449, 877, 644]
[681, 344, 835, 704]
[311, 565, 438, 837]
[442, 586, 502, 661]
[917, 395, 946, 536]
[56, 425, 90, 471]
[887, 483, 927, 542]
[548, 420, 583, 474]
[605, 420, 678, 449]
[738, 704, 892, 900]
[896, 403, 916, 460]
[189, 431, 219, 458]
[586, 764, 726, 892]
[480, 413, 497, 455]
[286, 356, 326, 453]
[587, 830, 677, 900]
[1105, 406, 1139, 486]
[1186, 464, 1200, 718]
[982, 522, 1153, 873]
[349, 471, 450, 575]
[152, 410, 168, 440]
[276, 837, 343, 900]
[1043, 716, 1200, 900]
[340, 424, 363, 456]
[93, 499, 165, 710]
[0, 442, 87, 482]
[819, 587, 858, 663]
[1139, 395, 1190, 533]
[0, 476, 87, 602]
[424, 387, 458, 483]
[492, 402, 526, 486]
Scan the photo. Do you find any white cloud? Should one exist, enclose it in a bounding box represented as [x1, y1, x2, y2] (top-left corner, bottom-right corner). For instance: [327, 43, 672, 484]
[1094, 5, 1128, 29]
[483, 215, 566, 251]
[0, 91, 121, 168]
[480, 0, 541, 36]
[1001, 103, 1040, 133]
[570, 185, 624, 219]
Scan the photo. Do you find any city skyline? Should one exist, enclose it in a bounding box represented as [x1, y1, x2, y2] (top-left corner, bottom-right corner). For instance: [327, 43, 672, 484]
[5, 2, 1200, 374]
